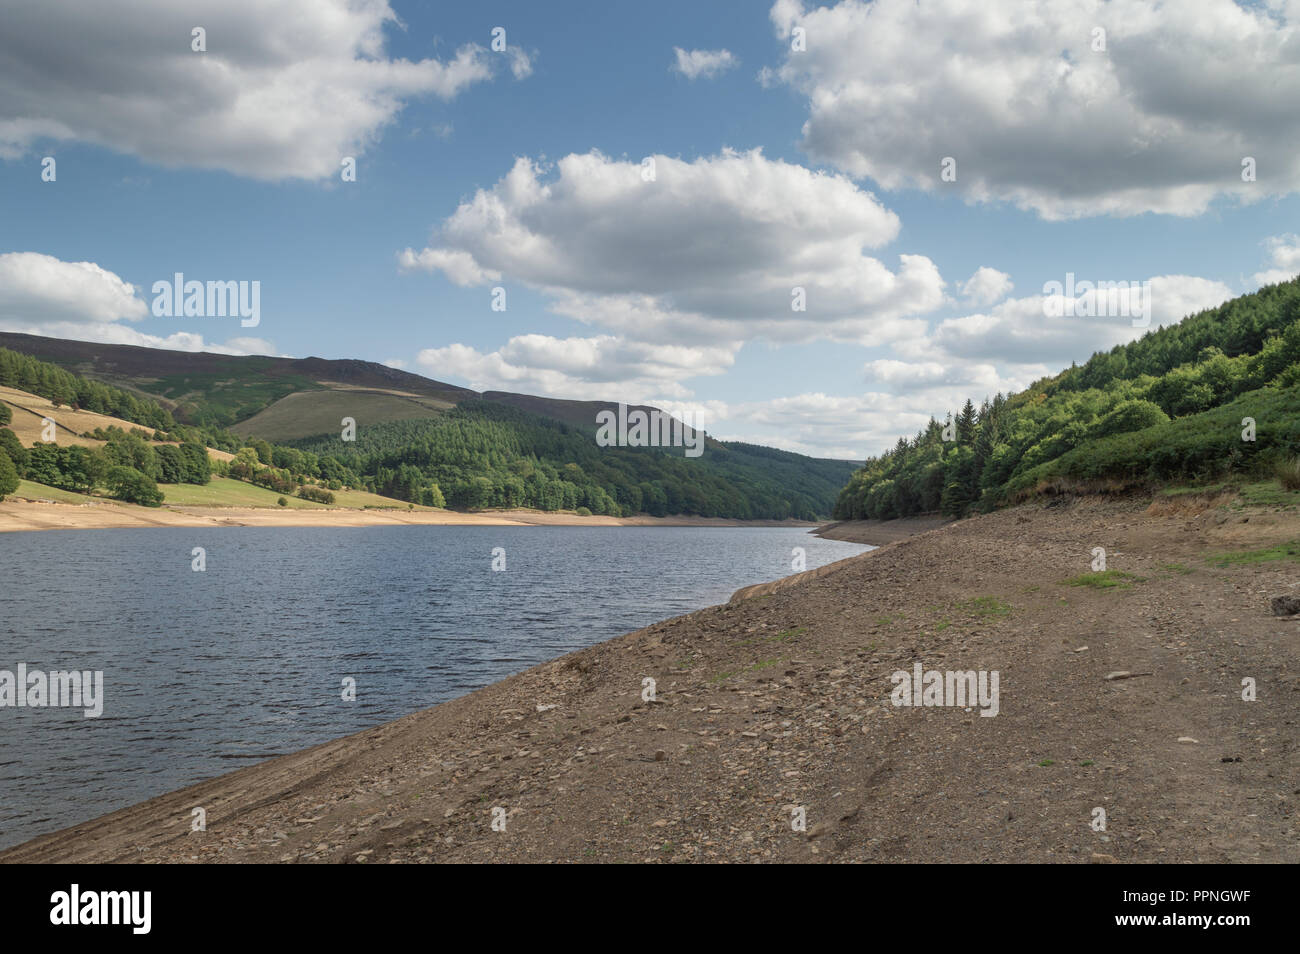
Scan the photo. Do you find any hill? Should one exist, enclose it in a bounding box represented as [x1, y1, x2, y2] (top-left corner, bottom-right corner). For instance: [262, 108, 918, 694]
[0, 332, 474, 429]
[833, 276, 1300, 520]
[0, 338, 857, 519]
[288, 399, 856, 519]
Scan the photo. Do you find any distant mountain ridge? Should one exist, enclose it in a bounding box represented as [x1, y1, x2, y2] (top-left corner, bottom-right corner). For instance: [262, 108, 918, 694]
[0, 332, 856, 520]
[0, 332, 692, 440]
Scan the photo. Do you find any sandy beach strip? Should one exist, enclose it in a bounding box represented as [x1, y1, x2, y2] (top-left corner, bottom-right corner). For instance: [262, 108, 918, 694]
[0, 497, 816, 533]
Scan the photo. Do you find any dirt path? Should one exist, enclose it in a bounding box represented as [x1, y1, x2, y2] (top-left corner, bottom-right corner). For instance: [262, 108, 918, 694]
[3, 497, 1296, 863]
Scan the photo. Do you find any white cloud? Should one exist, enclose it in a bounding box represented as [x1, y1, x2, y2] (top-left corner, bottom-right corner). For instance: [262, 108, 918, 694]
[926, 274, 1235, 365]
[701, 392, 934, 459]
[0, 1, 519, 180]
[416, 334, 737, 401]
[960, 266, 1014, 306]
[0, 252, 147, 324]
[398, 247, 500, 286]
[0, 251, 279, 355]
[1253, 234, 1300, 287]
[671, 47, 738, 80]
[769, 0, 1300, 218]
[402, 148, 944, 347]
[507, 47, 535, 80]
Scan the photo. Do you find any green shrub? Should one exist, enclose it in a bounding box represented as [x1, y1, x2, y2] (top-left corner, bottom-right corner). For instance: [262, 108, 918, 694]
[104, 465, 163, 507]
[1276, 456, 1300, 491]
[297, 485, 335, 504]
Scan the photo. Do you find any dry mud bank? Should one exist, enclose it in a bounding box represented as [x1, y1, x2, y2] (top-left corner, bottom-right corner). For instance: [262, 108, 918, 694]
[4, 497, 1297, 863]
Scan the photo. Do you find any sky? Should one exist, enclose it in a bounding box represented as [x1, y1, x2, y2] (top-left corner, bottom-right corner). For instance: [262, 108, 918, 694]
[2, 0, 1299, 459]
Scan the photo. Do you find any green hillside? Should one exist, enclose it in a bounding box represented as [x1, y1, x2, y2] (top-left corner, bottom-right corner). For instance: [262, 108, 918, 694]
[1, 341, 856, 519]
[834, 277, 1300, 520]
[289, 400, 857, 520]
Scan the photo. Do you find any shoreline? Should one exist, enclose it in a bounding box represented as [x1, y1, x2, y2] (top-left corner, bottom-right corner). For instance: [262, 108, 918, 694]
[0, 496, 817, 533]
[4, 496, 1296, 863]
[813, 515, 950, 546]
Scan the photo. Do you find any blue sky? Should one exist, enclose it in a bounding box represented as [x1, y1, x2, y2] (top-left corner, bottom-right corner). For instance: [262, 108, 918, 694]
[2, 0, 1299, 458]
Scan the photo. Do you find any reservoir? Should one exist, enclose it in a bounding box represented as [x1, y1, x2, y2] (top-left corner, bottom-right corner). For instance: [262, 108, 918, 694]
[0, 524, 867, 849]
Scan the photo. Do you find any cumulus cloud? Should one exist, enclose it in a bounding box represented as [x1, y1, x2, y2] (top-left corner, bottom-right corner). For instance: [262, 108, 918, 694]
[0, 251, 279, 355]
[769, 0, 1300, 218]
[0, 252, 148, 324]
[697, 392, 946, 460]
[0, 0, 519, 180]
[1253, 234, 1300, 287]
[923, 274, 1235, 366]
[960, 267, 1014, 306]
[671, 47, 738, 80]
[401, 148, 944, 346]
[416, 334, 738, 401]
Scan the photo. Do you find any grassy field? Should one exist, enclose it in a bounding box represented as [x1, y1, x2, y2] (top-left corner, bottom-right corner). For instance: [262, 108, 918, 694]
[157, 476, 423, 510]
[12, 475, 423, 511]
[1, 386, 124, 447]
[2, 385, 234, 463]
[12, 479, 97, 504]
[230, 388, 455, 442]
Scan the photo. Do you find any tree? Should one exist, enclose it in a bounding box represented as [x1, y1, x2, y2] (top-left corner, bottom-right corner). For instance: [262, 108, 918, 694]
[179, 442, 212, 484]
[104, 465, 164, 506]
[0, 428, 26, 474]
[0, 449, 18, 500]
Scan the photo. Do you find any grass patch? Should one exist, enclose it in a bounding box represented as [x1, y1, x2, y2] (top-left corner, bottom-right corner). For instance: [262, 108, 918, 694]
[12, 479, 97, 504]
[157, 476, 419, 510]
[962, 596, 1011, 617]
[1160, 562, 1194, 575]
[1235, 479, 1300, 510]
[1037, 759, 1055, 767]
[1158, 481, 1232, 498]
[1062, 570, 1145, 589]
[1207, 538, 1300, 567]
[1275, 456, 1300, 492]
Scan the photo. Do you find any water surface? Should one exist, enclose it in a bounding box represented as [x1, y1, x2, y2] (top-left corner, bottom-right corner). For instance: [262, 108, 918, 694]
[0, 525, 867, 849]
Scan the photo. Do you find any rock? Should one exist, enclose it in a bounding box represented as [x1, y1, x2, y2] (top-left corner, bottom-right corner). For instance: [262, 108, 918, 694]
[1089, 852, 1118, 864]
[1177, 737, 1199, 744]
[1271, 595, 1300, 616]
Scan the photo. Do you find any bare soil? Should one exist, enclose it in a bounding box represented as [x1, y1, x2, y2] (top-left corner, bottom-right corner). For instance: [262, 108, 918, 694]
[4, 497, 1297, 863]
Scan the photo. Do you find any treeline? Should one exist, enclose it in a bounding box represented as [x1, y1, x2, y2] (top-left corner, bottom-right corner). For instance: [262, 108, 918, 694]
[0, 347, 174, 430]
[834, 277, 1300, 520]
[2, 345, 855, 518]
[0, 422, 212, 506]
[289, 400, 852, 519]
[0, 348, 363, 505]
